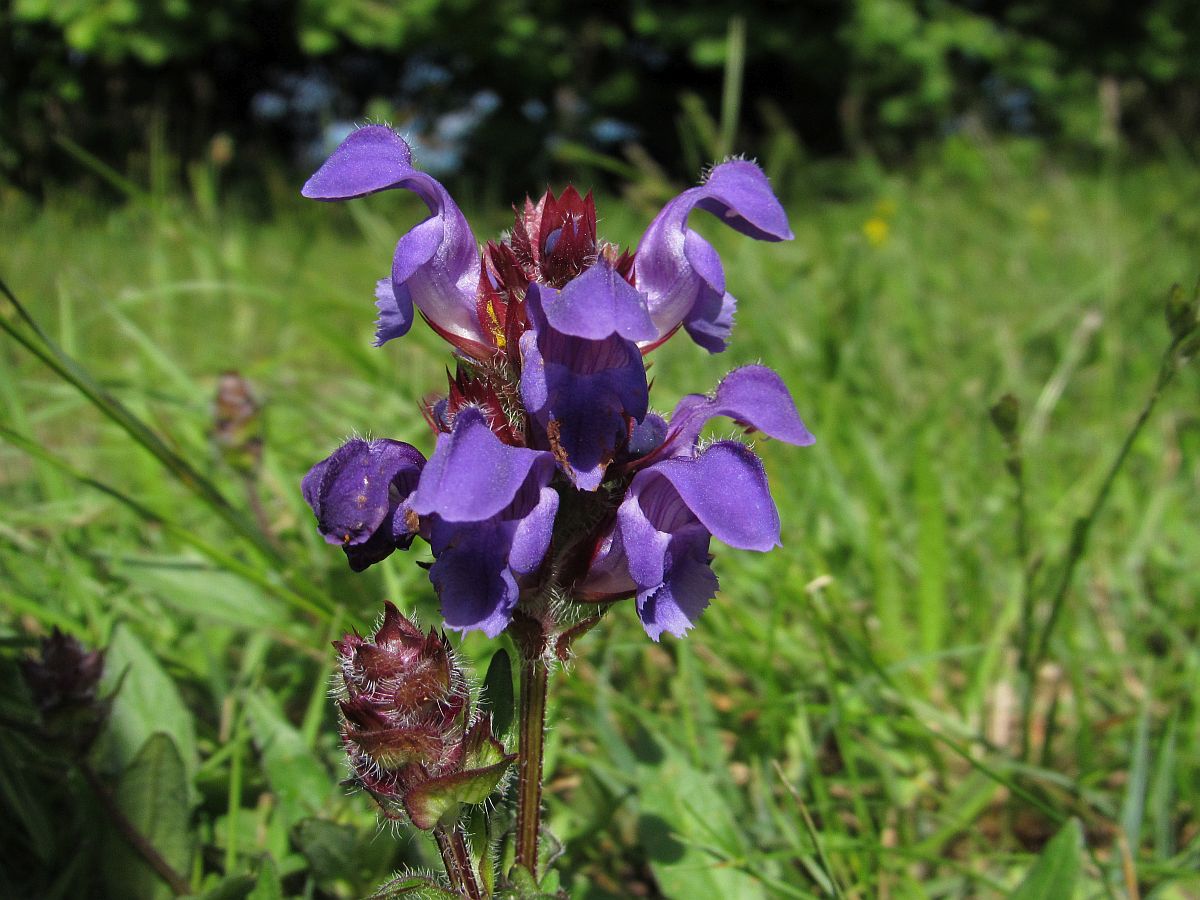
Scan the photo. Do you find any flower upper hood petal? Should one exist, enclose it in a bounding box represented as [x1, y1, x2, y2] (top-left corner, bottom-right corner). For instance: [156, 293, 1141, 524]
[303, 125, 486, 349]
[634, 160, 791, 351]
[410, 406, 554, 523]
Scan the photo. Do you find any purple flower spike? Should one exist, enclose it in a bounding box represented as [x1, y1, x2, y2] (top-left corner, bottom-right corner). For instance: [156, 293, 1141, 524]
[410, 407, 559, 636]
[520, 283, 649, 490]
[299, 151, 814, 644]
[302, 125, 487, 351]
[634, 160, 792, 352]
[617, 441, 781, 639]
[302, 438, 426, 572]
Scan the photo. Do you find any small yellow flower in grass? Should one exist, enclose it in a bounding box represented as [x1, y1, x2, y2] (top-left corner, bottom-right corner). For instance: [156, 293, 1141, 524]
[1027, 203, 1051, 228]
[862, 216, 890, 247]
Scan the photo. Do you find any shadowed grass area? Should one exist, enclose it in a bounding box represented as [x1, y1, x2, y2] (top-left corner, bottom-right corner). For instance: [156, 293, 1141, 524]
[2, 138, 1198, 898]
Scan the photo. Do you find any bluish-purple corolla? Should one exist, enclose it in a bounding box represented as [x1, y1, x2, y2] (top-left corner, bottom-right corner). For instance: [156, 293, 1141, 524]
[301, 125, 812, 641]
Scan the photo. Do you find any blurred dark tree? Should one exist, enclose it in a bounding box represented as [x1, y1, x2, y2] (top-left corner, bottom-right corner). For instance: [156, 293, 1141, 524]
[3, 0, 1198, 197]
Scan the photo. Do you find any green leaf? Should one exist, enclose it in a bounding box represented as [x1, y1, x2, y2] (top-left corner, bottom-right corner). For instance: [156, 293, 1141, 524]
[101, 733, 193, 900]
[292, 818, 357, 884]
[196, 873, 255, 900]
[635, 732, 767, 899]
[402, 757, 513, 830]
[1010, 819, 1083, 900]
[369, 873, 458, 899]
[1120, 697, 1152, 851]
[95, 624, 198, 787]
[118, 562, 285, 631]
[495, 863, 562, 899]
[247, 856, 283, 900]
[480, 648, 514, 737]
[244, 691, 332, 831]
[914, 438, 948, 656]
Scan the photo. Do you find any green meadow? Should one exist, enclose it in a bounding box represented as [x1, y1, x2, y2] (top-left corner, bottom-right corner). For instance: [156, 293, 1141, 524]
[2, 138, 1199, 897]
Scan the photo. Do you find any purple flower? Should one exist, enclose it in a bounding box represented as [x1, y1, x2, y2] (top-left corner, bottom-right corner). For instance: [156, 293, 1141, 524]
[302, 438, 426, 572]
[409, 407, 558, 637]
[519, 262, 654, 490]
[634, 160, 793, 352]
[577, 366, 813, 639]
[301, 125, 491, 356]
[299, 127, 811, 644]
[303, 127, 791, 360]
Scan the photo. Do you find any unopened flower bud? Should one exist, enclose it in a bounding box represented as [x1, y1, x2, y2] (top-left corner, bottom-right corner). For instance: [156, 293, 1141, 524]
[19, 629, 109, 758]
[212, 371, 263, 476]
[334, 602, 514, 829]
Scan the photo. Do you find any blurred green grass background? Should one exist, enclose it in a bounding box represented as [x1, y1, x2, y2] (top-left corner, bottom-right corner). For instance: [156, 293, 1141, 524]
[2, 134, 1199, 898]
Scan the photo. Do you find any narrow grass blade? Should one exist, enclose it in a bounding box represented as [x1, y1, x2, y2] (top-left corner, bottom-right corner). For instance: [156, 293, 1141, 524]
[0, 277, 282, 565]
[0, 425, 332, 619]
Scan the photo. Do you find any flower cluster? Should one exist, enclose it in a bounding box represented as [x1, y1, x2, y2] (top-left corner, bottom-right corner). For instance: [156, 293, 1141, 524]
[302, 125, 813, 641]
[334, 601, 514, 829]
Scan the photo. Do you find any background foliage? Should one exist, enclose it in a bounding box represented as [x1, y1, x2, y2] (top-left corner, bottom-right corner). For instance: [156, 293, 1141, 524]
[5, 0, 1200, 195]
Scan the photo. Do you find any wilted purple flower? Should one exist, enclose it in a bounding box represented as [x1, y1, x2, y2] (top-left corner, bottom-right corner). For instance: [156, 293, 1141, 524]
[302, 438, 426, 572]
[301, 125, 811, 642]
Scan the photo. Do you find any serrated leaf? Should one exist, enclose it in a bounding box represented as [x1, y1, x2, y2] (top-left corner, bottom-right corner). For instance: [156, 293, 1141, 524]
[1010, 819, 1083, 900]
[369, 873, 458, 899]
[101, 733, 193, 900]
[403, 756, 514, 830]
[94, 624, 198, 789]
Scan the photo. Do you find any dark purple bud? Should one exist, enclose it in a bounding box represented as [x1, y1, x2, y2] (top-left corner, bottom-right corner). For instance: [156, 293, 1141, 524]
[302, 438, 426, 572]
[211, 371, 263, 475]
[19, 629, 109, 757]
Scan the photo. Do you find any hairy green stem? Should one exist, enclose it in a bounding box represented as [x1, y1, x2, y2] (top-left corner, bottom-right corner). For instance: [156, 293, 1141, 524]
[515, 648, 549, 878]
[433, 824, 483, 899]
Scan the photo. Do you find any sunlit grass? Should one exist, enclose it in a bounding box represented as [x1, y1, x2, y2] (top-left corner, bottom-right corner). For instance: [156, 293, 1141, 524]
[2, 139, 1199, 897]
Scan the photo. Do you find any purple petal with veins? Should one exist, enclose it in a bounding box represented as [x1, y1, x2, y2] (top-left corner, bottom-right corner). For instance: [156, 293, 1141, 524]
[410, 406, 554, 523]
[520, 283, 648, 490]
[664, 364, 814, 455]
